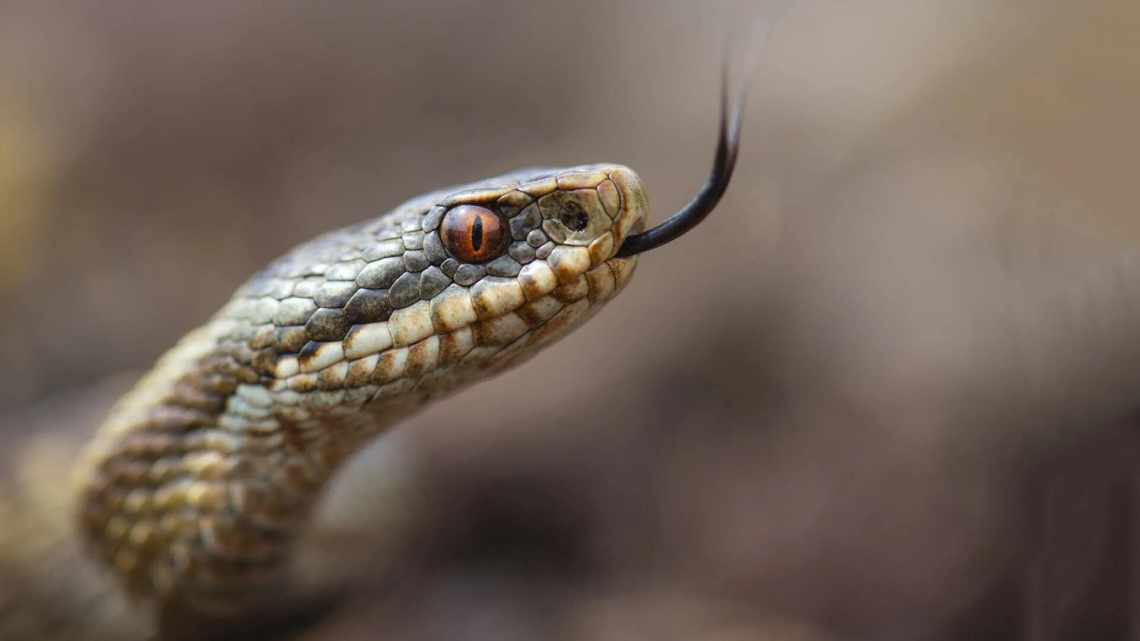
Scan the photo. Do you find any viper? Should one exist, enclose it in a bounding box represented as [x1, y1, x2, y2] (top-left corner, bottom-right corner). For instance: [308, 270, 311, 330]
[1, 65, 747, 640]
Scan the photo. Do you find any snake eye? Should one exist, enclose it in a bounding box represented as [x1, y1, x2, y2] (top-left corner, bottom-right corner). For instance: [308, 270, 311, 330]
[440, 205, 507, 263]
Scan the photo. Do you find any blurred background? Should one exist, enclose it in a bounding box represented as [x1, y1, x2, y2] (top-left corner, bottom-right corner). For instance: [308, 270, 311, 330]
[4, 1, 1140, 639]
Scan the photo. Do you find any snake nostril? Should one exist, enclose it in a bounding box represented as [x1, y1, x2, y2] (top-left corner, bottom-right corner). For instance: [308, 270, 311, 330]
[560, 203, 589, 232]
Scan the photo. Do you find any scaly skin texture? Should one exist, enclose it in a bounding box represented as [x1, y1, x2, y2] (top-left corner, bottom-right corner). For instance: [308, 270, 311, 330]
[72, 164, 646, 617]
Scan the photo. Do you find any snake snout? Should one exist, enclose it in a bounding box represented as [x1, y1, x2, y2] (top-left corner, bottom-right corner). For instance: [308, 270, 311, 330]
[601, 165, 649, 247]
[529, 164, 647, 267]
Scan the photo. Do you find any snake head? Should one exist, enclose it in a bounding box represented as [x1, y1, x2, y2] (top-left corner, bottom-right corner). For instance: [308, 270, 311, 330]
[429, 163, 647, 267]
[436, 163, 648, 288]
[396, 164, 647, 378]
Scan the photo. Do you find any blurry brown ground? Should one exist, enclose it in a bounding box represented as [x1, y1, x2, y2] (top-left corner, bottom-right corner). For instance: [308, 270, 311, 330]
[4, 1, 1140, 639]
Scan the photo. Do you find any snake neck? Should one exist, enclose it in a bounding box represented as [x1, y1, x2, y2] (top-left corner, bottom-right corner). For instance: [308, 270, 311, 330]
[71, 273, 629, 611]
[73, 313, 412, 611]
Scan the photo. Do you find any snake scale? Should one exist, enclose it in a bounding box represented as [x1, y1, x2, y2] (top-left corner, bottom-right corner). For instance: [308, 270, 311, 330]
[1, 72, 745, 639]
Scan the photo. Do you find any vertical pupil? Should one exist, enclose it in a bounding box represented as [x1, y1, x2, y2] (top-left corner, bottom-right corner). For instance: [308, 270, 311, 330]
[471, 215, 484, 251]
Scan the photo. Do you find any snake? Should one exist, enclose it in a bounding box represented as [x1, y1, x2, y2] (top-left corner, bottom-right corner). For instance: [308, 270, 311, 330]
[1, 72, 746, 639]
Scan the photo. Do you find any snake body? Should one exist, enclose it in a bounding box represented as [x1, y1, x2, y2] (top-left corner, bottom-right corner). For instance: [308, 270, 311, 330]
[72, 164, 646, 616]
